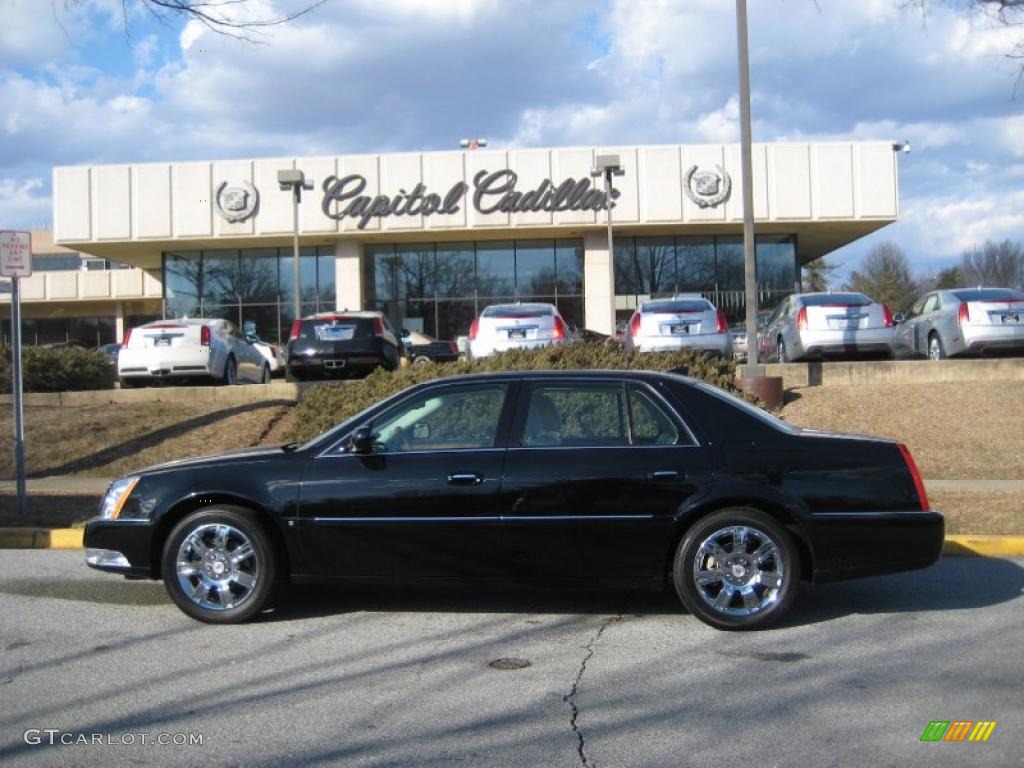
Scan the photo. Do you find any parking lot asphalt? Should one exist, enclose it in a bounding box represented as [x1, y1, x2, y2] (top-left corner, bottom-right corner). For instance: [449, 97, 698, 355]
[1, 551, 1021, 768]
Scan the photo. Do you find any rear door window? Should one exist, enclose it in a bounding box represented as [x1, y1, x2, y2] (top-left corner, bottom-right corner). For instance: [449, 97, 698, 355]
[522, 384, 628, 447]
[628, 387, 690, 446]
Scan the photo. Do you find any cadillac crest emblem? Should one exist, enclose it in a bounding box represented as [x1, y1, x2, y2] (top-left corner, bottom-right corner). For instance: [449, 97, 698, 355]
[683, 165, 731, 209]
[215, 180, 259, 223]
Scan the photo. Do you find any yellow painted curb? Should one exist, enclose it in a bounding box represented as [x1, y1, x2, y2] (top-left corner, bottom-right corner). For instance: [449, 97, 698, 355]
[0, 528, 83, 549]
[942, 535, 1024, 558]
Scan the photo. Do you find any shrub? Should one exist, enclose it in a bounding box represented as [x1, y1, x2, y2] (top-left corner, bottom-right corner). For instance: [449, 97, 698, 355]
[286, 342, 745, 442]
[0, 346, 116, 393]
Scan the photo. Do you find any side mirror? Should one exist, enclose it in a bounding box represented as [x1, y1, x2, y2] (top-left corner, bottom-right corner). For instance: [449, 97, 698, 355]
[400, 328, 411, 339]
[246, 334, 259, 344]
[350, 425, 373, 454]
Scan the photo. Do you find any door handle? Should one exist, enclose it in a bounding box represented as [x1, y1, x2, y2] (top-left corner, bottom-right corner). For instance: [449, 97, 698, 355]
[447, 473, 484, 486]
[647, 470, 682, 481]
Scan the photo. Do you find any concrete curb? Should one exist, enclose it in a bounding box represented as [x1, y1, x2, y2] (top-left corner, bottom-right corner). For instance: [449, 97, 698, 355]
[1, 528, 1022, 557]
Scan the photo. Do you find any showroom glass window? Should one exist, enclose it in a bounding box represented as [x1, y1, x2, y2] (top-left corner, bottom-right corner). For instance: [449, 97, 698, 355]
[363, 239, 585, 341]
[163, 247, 335, 343]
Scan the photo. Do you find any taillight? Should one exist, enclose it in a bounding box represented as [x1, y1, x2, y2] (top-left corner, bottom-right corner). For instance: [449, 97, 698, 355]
[121, 328, 132, 347]
[372, 317, 384, 336]
[882, 304, 894, 327]
[200, 325, 211, 346]
[958, 301, 970, 326]
[629, 313, 642, 337]
[552, 315, 567, 340]
[289, 320, 302, 341]
[796, 306, 808, 331]
[897, 443, 929, 511]
[468, 318, 480, 341]
[716, 310, 727, 333]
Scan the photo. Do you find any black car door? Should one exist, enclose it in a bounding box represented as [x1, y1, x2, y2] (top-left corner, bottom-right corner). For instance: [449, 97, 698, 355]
[297, 381, 517, 580]
[496, 379, 709, 582]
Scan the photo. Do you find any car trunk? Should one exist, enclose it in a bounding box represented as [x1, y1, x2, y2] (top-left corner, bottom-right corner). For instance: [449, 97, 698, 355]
[480, 310, 555, 342]
[127, 323, 205, 350]
[801, 302, 886, 331]
[960, 297, 1024, 327]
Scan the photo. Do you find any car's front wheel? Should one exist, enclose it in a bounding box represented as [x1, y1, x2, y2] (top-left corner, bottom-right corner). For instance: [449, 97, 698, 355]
[673, 508, 800, 631]
[161, 507, 277, 623]
[777, 338, 787, 364]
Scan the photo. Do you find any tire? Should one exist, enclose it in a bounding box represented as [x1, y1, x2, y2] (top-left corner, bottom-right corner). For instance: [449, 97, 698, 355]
[119, 378, 140, 389]
[221, 356, 238, 385]
[413, 355, 432, 366]
[777, 338, 787, 364]
[161, 507, 277, 624]
[673, 507, 800, 631]
[928, 333, 946, 361]
[260, 364, 271, 384]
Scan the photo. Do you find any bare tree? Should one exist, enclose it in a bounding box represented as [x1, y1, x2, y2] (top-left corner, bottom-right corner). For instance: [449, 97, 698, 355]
[959, 239, 1024, 287]
[845, 242, 923, 311]
[58, 0, 324, 42]
[906, 1, 1024, 90]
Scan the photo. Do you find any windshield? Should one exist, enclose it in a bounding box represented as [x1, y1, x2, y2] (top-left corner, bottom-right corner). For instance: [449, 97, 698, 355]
[799, 293, 872, 307]
[643, 299, 712, 313]
[952, 288, 1024, 302]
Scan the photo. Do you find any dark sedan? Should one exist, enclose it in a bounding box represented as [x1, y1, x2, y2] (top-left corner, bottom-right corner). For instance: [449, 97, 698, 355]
[400, 329, 460, 365]
[84, 371, 943, 630]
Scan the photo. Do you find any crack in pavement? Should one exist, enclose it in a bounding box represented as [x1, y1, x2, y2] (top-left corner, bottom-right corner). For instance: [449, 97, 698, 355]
[563, 612, 623, 768]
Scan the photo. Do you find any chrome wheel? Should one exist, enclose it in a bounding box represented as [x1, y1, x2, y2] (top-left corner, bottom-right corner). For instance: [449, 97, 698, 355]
[777, 339, 787, 364]
[691, 525, 784, 618]
[175, 523, 260, 612]
[928, 335, 944, 361]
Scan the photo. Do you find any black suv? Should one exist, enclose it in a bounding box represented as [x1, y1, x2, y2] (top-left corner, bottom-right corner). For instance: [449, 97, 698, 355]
[285, 311, 401, 381]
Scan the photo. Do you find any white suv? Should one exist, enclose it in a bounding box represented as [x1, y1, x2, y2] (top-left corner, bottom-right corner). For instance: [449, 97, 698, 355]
[467, 302, 570, 359]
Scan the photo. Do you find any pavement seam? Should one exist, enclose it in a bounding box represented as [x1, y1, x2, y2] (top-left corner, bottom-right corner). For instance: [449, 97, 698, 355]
[564, 612, 623, 768]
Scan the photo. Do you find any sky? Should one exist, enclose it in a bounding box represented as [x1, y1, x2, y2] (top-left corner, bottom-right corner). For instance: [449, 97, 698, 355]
[1, 0, 1022, 283]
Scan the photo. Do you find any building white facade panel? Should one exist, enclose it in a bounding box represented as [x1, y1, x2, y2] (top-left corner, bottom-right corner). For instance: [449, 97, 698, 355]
[53, 166, 91, 242]
[94, 165, 132, 240]
[133, 164, 172, 239]
[172, 162, 213, 238]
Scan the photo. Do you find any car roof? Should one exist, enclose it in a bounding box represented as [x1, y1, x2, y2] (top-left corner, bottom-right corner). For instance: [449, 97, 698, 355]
[399, 369, 695, 388]
[302, 310, 383, 319]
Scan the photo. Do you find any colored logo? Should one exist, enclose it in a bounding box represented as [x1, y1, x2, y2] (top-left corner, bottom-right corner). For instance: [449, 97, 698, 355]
[920, 721, 997, 742]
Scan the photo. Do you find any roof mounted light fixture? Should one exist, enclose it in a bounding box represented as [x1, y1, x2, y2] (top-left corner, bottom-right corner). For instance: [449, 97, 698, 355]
[459, 138, 488, 150]
[892, 141, 911, 154]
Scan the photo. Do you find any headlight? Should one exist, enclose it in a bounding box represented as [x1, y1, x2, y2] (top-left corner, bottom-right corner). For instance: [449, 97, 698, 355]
[98, 476, 139, 520]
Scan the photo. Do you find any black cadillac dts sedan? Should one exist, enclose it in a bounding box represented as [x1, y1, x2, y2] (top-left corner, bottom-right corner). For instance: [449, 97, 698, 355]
[84, 370, 943, 630]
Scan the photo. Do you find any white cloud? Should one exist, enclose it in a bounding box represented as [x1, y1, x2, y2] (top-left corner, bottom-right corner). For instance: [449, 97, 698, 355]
[0, 177, 50, 228]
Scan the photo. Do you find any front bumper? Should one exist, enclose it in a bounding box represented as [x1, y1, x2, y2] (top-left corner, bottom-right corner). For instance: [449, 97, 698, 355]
[83, 518, 155, 578]
[804, 510, 944, 583]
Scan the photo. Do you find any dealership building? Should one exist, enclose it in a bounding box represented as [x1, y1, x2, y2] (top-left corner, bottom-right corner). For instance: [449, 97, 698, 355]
[1, 141, 900, 346]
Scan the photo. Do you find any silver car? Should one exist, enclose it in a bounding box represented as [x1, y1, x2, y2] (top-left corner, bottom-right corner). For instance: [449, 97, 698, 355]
[467, 302, 570, 359]
[894, 287, 1024, 360]
[622, 296, 732, 356]
[760, 292, 896, 363]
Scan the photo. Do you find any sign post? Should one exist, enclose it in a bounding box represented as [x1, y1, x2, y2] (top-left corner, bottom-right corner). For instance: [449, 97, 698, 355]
[1, 230, 32, 518]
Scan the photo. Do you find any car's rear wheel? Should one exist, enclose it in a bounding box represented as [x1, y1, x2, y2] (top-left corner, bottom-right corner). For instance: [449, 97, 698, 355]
[162, 507, 276, 623]
[777, 338, 787, 363]
[673, 508, 800, 631]
[928, 333, 945, 361]
[260, 364, 271, 384]
[413, 355, 432, 366]
[221, 356, 237, 385]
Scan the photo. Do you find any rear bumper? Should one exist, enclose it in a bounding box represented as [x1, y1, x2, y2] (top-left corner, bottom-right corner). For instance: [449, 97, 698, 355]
[83, 518, 155, 579]
[961, 324, 1024, 354]
[796, 327, 895, 358]
[469, 337, 566, 359]
[118, 349, 215, 379]
[804, 510, 945, 583]
[632, 332, 732, 355]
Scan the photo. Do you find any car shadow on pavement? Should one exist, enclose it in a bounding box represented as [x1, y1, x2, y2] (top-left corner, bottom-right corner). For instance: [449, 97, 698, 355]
[259, 582, 685, 622]
[781, 556, 1024, 628]
[28, 400, 293, 478]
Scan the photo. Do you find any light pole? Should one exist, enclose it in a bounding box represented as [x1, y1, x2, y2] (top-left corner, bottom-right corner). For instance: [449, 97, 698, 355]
[591, 154, 625, 333]
[278, 168, 314, 324]
[735, 0, 760, 377]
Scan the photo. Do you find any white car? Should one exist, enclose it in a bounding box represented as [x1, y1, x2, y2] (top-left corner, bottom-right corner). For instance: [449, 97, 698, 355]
[623, 296, 733, 356]
[118, 318, 270, 387]
[249, 337, 286, 373]
[467, 302, 570, 359]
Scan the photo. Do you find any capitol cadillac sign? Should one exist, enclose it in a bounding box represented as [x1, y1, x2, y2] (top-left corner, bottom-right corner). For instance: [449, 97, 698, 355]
[214, 166, 731, 228]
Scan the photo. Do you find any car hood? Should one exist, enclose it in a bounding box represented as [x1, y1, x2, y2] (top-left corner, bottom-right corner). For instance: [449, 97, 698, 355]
[134, 445, 295, 475]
